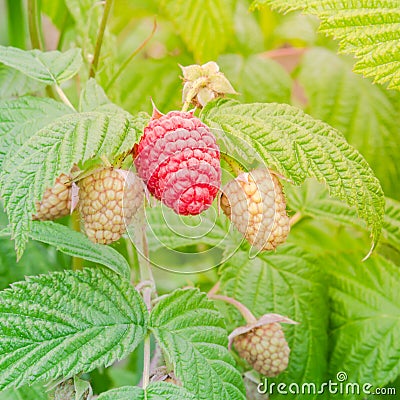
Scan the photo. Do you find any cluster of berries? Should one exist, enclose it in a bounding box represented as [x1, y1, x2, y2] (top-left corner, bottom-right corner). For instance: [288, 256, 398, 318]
[33, 168, 144, 245]
[34, 110, 289, 250]
[32, 63, 293, 380]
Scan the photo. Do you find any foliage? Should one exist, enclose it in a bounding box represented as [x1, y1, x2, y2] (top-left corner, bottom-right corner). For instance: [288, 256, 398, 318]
[0, 0, 399, 399]
[296, 47, 400, 197]
[220, 245, 329, 387]
[150, 289, 246, 400]
[252, 0, 400, 90]
[201, 99, 384, 248]
[0, 267, 147, 390]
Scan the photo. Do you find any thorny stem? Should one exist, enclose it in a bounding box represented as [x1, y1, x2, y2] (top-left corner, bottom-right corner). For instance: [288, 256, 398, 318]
[125, 229, 152, 389]
[55, 84, 75, 110]
[27, 0, 44, 50]
[140, 226, 155, 309]
[89, 0, 114, 78]
[137, 221, 156, 389]
[106, 19, 157, 91]
[208, 293, 257, 324]
[142, 335, 151, 389]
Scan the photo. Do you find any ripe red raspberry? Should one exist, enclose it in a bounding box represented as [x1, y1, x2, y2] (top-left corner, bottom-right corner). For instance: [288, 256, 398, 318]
[78, 168, 144, 244]
[33, 173, 74, 221]
[220, 168, 290, 251]
[134, 110, 221, 215]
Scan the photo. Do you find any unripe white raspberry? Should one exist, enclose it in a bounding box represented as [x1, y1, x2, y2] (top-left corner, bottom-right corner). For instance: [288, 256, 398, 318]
[78, 168, 144, 244]
[33, 173, 73, 221]
[220, 168, 290, 251]
[233, 322, 290, 377]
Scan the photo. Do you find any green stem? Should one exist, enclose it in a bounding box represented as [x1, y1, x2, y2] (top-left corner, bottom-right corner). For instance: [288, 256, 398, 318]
[208, 293, 257, 324]
[71, 213, 83, 271]
[106, 19, 157, 91]
[6, 0, 26, 48]
[55, 84, 75, 110]
[142, 335, 151, 389]
[27, 0, 44, 49]
[208, 281, 220, 296]
[289, 211, 302, 227]
[89, 0, 113, 78]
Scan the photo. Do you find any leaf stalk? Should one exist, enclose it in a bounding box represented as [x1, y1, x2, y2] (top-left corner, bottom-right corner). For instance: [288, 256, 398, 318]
[27, 0, 44, 50]
[55, 84, 75, 110]
[89, 0, 114, 78]
[106, 19, 157, 91]
[208, 293, 257, 324]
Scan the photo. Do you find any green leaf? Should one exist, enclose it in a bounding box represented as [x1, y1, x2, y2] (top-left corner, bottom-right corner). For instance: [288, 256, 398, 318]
[158, 0, 235, 62]
[118, 58, 184, 115]
[230, 1, 264, 54]
[98, 382, 197, 400]
[0, 103, 147, 257]
[286, 180, 363, 228]
[0, 96, 71, 169]
[0, 384, 48, 399]
[325, 251, 400, 387]
[29, 221, 131, 279]
[252, 0, 400, 90]
[286, 181, 400, 250]
[220, 245, 329, 392]
[0, 235, 65, 291]
[0, 46, 82, 85]
[218, 54, 292, 104]
[201, 99, 385, 249]
[145, 205, 227, 251]
[297, 47, 400, 197]
[98, 386, 143, 400]
[0, 65, 45, 99]
[0, 267, 148, 390]
[274, 13, 320, 46]
[79, 78, 114, 112]
[149, 289, 246, 400]
[382, 197, 400, 250]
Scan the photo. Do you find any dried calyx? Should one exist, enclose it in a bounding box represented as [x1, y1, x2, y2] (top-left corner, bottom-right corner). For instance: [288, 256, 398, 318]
[180, 61, 237, 109]
[150, 366, 181, 386]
